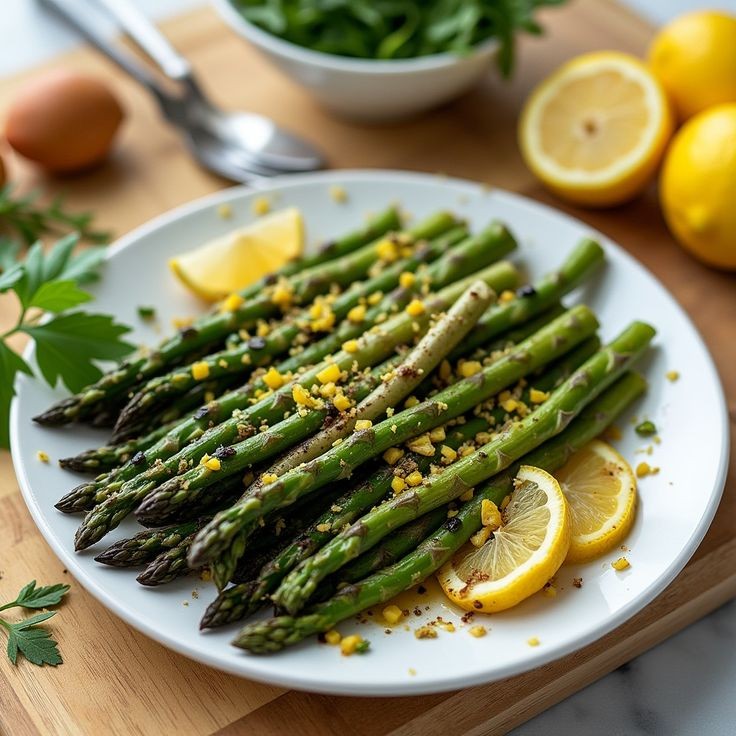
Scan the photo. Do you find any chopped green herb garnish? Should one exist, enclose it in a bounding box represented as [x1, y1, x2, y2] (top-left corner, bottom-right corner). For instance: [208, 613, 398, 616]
[137, 305, 156, 320]
[355, 639, 371, 654]
[635, 420, 657, 437]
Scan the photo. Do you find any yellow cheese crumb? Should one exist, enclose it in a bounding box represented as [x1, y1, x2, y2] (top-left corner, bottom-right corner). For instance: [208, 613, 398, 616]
[499, 290, 516, 304]
[271, 283, 293, 308]
[251, 196, 271, 215]
[325, 630, 341, 645]
[405, 470, 423, 487]
[529, 388, 549, 404]
[439, 360, 452, 382]
[636, 462, 659, 478]
[348, 305, 366, 323]
[611, 557, 631, 571]
[406, 433, 435, 456]
[340, 634, 364, 656]
[316, 523, 331, 533]
[220, 293, 244, 313]
[329, 185, 348, 203]
[382, 605, 404, 625]
[217, 203, 233, 219]
[203, 456, 221, 471]
[191, 361, 210, 380]
[342, 339, 359, 353]
[263, 367, 284, 390]
[405, 299, 425, 317]
[293, 384, 313, 406]
[333, 393, 352, 412]
[241, 354, 251, 366]
[367, 291, 383, 306]
[261, 473, 278, 484]
[376, 238, 399, 262]
[436, 621, 455, 632]
[399, 271, 416, 289]
[469, 625, 487, 638]
[527, 637, 540, 647]
[459, 360, 482, 378]
[470, 526, 492, 548]
[404, 396, 419, 408]
[256, 321, 270, 337]
[408, 667, 417, 676]
[459, 489, 474, 502]
[319, 382, 337, 398]
[414, 626, 438, 640]
[429, 426, 446, 443]
[355, 419, 373, 431]
[501, 398, 518, 413]
[172, 316, 193, 329]
[481, 499, 502, 529]
[440, 445, 457, 462]
[36, 450, 49, 463]
[666, 370, 680, 382]
[382, 448, 404, 466]
[317, 363, 342, 385]
[391, 476, 407, 494]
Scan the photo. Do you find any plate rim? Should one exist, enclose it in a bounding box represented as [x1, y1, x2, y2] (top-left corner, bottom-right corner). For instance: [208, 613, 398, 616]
[10, 169, 730, 696]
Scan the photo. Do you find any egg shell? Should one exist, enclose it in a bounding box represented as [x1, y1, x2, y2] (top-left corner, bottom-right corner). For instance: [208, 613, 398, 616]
[5, 69, 125, 173]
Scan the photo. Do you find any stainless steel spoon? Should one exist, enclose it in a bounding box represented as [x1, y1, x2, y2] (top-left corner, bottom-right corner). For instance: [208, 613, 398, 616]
[39, 0, 325, 182]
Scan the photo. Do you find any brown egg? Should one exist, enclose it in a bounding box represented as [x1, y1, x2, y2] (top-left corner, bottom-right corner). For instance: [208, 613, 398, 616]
[5, 70, 124, 173]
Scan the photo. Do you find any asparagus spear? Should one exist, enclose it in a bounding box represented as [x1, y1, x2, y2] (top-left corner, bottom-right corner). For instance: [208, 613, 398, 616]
[272, 321, 654, 614]
[34, 208, 436, 427]
[188, 305, 599, 573]
[136, 533, 198, 586]
[200, 335, 600, 627]
[451, 238, 605, 358]
[115, 222, 497, 435]
[233, 371, 647, 653]
[236, 206, 401, 301]
[94, 520, 202, 567]
[58, 234, 518, 515]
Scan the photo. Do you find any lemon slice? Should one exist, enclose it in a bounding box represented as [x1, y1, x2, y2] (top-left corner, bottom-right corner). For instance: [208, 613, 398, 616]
[169, 207, 303, 301]
[437, 466, 570, 613]
[519, 51, 673, 207]
[556, 439, 637, 563]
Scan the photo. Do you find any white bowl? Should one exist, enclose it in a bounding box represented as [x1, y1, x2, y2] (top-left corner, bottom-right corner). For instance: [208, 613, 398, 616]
[211, 0, 498, 121]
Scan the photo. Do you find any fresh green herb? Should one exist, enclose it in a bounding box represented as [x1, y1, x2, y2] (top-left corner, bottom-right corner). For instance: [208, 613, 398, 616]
[0, 184, 109, 252]
[137, 305, 156, 320]
[355, 639, 371, 654]
[0, 580, 70, 667]
[232, 0, 564, 75]
[0, 234, 134, 447]
[635, 420, 657, 437]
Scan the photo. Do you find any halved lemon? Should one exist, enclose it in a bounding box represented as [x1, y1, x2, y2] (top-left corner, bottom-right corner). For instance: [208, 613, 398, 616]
[556, 439, 637, 563]
[437, 466, 570, 613]
[169, 207, 303, 302]
[519, 51, 674, 207]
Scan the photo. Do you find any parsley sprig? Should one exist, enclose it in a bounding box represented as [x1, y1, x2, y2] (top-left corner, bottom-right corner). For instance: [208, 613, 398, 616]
[0, 184, 109, 248]
[0, 234, 134, 447]
[0, 580, 70, 666]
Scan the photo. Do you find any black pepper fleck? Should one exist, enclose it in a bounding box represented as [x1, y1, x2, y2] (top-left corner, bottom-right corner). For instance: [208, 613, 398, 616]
[248, 336, 267, 350]
[131, 451, 146, 466]
[517, 284, 537, 298]
[445, 517, 462, 532]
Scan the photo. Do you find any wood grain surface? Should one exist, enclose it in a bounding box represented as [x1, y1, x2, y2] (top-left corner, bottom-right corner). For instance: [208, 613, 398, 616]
[0, 1, 734, 734]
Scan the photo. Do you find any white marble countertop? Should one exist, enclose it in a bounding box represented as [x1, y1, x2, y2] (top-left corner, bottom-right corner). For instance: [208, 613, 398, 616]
[2, 1, 734, 734]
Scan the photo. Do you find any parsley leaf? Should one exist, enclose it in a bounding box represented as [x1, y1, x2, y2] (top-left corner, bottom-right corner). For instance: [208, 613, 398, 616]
[24, 312, 134, 393]
[0, 343, 32, 449]
[0, 581, 69, 667]
[28, 280, 92, 313]
[4, 613, 62, 667]
[5, 580, 71, 610]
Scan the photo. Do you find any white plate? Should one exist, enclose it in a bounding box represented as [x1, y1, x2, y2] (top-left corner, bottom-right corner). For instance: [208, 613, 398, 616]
[11, 170, 729, 696]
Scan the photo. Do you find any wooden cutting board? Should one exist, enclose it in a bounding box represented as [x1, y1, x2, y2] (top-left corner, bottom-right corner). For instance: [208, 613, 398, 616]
[1, 1, 734, 734]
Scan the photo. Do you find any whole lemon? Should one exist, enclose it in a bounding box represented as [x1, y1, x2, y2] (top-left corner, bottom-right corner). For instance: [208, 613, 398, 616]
[648, 11, 736, 121]
[660, 104, 736, 270]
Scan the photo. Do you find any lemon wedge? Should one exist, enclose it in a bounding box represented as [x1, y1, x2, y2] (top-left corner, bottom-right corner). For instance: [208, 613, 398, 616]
[556, 440, 637, 563]
[437, 465, 570, 613]
[169, 207, 303, 302]
[519, 51, 673, 207]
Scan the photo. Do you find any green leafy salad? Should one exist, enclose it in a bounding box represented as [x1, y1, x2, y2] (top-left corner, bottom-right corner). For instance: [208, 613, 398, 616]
[232, 0, 564, 74]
